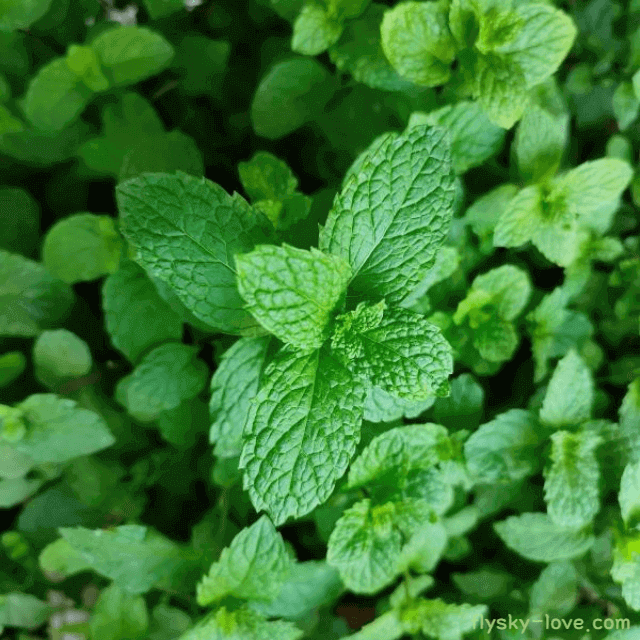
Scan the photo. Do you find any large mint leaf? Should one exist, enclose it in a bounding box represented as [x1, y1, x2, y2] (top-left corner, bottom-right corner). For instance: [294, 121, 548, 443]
[332, 302, 453, 399]
[319, 125, 455, 303]
[240, 347, 365, 525]
[544, 430, 602, 528]
[236, 244, 351, 350]
[102, 260, 183, 363]
[209, 337, 270, 458]
[196, 516, 291, 606]
[117, 172, 271, 334]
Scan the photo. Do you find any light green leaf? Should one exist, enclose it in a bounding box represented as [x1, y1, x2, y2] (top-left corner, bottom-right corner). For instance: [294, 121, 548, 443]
[89, 584, 148, 640]
[23, 58, 92, 131]
[0, 593, 49, 630]
[472, 316, 519, 362]
[540, 350, 593, 428]
[363, 386, 435, 423]
[197, 516, 291, 606]
[91, 25, 174, 86]
[380, 1, 455, 87]
[326, 0, 370, 20]
[402, 246, 460, 309]
[102, 260, 183, 363]
[613, 82, 640, 131]
[492, 184, 542, 248]
[147, 604, 192, 640]
[529, 561, 578, 617]
[620, 379, 640, 465]
[116, 343, 207, 422]
[612, 534, 640, 611]
[117, 171, 271, 334]
[494, 512, 594, 562]
[210, 337, 270, 458]
[464, 183, 518, 245]
[240, 347, 364, 525]
[0, 187, 39, 256]
[42, 213, 123, 284]
[33, 329, 92, 387]
[620, 461, 640, 529]
[332, 302, 453, 399]
[464, 409, 541, 484]
[0, 0, 54, 30]
[544, 430, 601, 528]
[65, 44, 110, 92]
[236, 244, 351, 350]
[0, 477, 42, 508]
[408, 101, 505, 174]
[39, 537, 92, 577]
[319, 124, 455, 303]
[0, 351, 26, 388]
[292, 3, 343, 56]
[452, 569, 512, 600]
[238, 152, 298, 202]
[343, 611, 404, 640]
[400, 598, 486, 640]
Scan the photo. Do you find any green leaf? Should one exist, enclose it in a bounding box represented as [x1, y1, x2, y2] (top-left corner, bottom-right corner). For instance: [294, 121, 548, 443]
[142, 0, 184, 19]
[117, 171, 271, 334]
[115, 343, 207, 422]
[621, 378, 640, 465]
[472, 316, 519, 362]
[177, 606, 303, 640]
[464, 409, 541, 484]
[59, 524, 198, 594]
[380, 0, 455, 87]
[613, 82, 640, 131]
[42, 213, 122, 284]
[332, 302, 453, 399]
[363, 385, 435, 423]
[240, 347, 365, 525]
[464, 184, 519, 247]
[494, 512, 594, 562]
[196, 516, 291, 606]
[402, 246, 460, 309]
[209, 337, 270, 458]
[251, 58, 336, 139]
[23, 58, 93, 131]
[102, 260, 183, 363]
[0, 351, 26, 388]
[0, 188, 39, 256]
[319, 125, 455, 303]
[89, 584, 148, 640]
[408, 101, 505, 174]
[65, 44, 109, 92]
[0, 593, 49, 630]
[544, 430, 602, 528]
[529, 561, 578, 618]
[12, 394, 114, 464]
[292, 3, 343, 56]
[346, 611, 405, 640]
[452, 569, 513, 600]
[433, 373, 484, 431]
[620, 461, 640, 529]
[90, 25, 174, 86]
[238, 152, 298, 202]
[39, 537, 92, 577]
[235, 244, 351, 350]
[148, 604, 191, 640]
[612, 533, 640, 611]
[33, 329, 92, 387]
[0, 0, 54, 30]
[540, 350, 594, 428]
[0, 477, 42, 508]
[400, 598, 486, 640]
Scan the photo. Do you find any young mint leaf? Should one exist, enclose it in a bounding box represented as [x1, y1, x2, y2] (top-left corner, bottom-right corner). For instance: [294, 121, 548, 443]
[613, 82, 639, 131]
[612, 533, 640, 611]
[494, 512, 595, 562]
[11, 394, 113, 464]
[117, 171, 271, 334]
[620, 461, 640, 529]
[177, 606, 303, 640]
[364, 385, 435, 423]
[463, 184, 519, 249]
[102, 260, 183, 363]
[540, 350, 594, 429]
[65, 44, 110, 92]
[319, 125, 455, 303]
[544, 430, 602, 528]
[239, 152, 298, 202]
[0, 0, 54, 30]
[332, 302, 453, 399]
[90, 25, 174, 87]
[493, 184, 542, 248]
[240, 347, 365, 524]
[529, 561, 578, 618]
[400, 598, 487, 640]
[89, 583, 148, 640]
[380, 0, 455, 87]
[0, 187, 39, 256]
[210, 337, 270, 458]
[292, 4, 343, 56]
[235, 244, 351, 350]
[408, 101, 505, 174]
[464, 409, 542, 484]
[33, 329, 92, 387]
[196, 516, 291, 606]
[42, 213, 123, 284]
[0, 593, 50, 630]
[0, 351, 26, 388]
[472, 316, 519, 362]
[115, 343, 207, 422]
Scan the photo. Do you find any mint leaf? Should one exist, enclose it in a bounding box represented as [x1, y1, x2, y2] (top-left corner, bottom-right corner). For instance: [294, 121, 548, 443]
[0, 352, 26, 388]
[472, 316, 519, 362]
[292, 4, 343, 56]
[240, 347, 365, 524]
[400, 598, 486, 640]
[332, 302, 453, 399]
[65, 44, 109, 92]
[0, 477, 42, 508]
[33, 329, 92, 387]
[492, 184, 542, 248]
[494, 512, 594, 562]
[238, 152, 298, 202]
[319, 125, 455, 304]
[0, 593, 50, 630]
[464, 184, 519, 249]
[115, 343, 207, 422]
[0, 187, 39, 256]
[613, 82, 639, 131]
[540, 350, 594, 429]
[117, 171, 271, 334]
[236, 244, 351, 350]
[529, 561, 578, 617]
[612, 533, 640, 611]
[90, 25, 174, 86]
[620, 461, 640, 529]
[364, 385, 435, 423]
[544, 430, 602, 528]
[433, 373, 484, 431]
[102, 260, 183, 363]
[197, 516, 291, 606]
[89, 584, 148, 640]
[0, 0, 53, 30]
[464, 409, 541, 484]
[210, 337, 270, 458]
[12, 394, 114, 464]
[380, 0, 455, 87]
[42, 213, 123, 284]
[142, 0, 184, 19]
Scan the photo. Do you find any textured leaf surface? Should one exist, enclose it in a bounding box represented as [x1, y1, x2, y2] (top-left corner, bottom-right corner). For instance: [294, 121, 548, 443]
[238, 152, 298, 202]
[319, 125, 455, 303]
[236, 244, 351, 350]
[292, 4, 342, 56]
[117, 172, 271, 334]
[401, 598, 487, 640]
[240, 347, 364, 524]
[620, 461, 640, 529]
[197, 516, 291, 606]
[364, 386, 435, 423]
